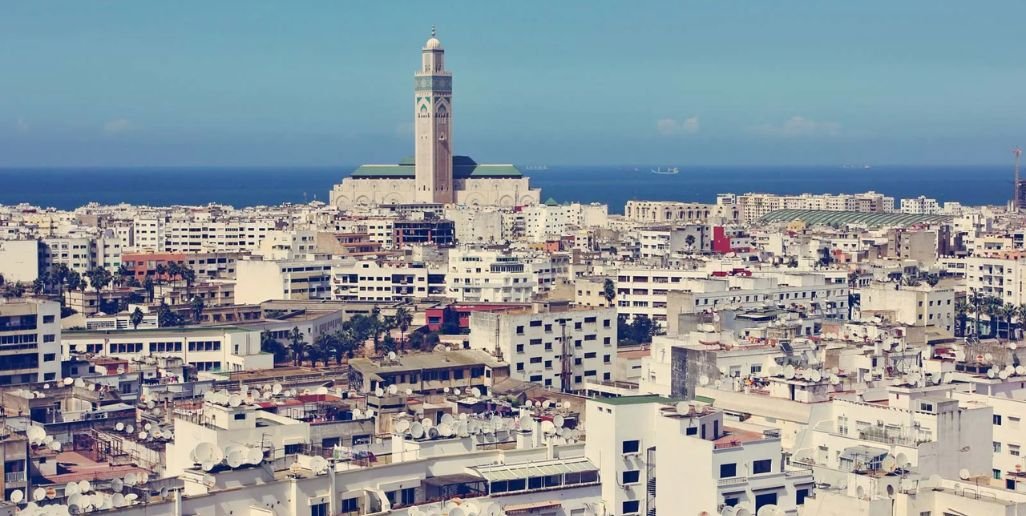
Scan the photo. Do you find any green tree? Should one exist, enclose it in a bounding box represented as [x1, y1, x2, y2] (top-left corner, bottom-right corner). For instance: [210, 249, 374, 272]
[260, 331, 289, 364]
[190, 296, 206, 322]
[142, 276, 155, 303]
[115, 264, 133, 288]
[288, 326, 305, 366]
[130, 307, 145, 330]
[602, 278, 616, 307]
[157, 302, 181, 327]
[85, 267, 113, 312]
[394, 307, 413, 347]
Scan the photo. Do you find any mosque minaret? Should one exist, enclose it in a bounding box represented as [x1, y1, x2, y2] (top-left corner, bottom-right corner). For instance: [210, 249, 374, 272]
[330, 29, 539, 208]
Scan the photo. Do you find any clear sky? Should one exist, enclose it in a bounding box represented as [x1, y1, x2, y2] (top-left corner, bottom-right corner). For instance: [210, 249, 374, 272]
[2, 1, 1025, 167]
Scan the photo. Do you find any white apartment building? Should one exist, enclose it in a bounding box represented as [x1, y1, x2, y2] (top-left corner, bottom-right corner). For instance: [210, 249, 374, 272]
[39, 236, 95, 275]
[447, 248, 569, 303]
[735, 191, 895, 223]
[953, 387, 1026, 484]
[443, 206, 507, 244]
[624, 199, 739, 224]
[0, 299, 62, 385]
[234, 258, 335, 304]
[617, 268, 849, 323]
[469, 305, 617, 390]
[132, 216, 276, 253]
[331, 260, 446, 302]
[61, 326, 273, 372]
[518, 202, 608, 242]
[900, 195, 942, 215]
[0, 239, 40, 282]
[941, 256, 1026, 304]
[585, 396, 814, 516]
[859, 283, 955, 332]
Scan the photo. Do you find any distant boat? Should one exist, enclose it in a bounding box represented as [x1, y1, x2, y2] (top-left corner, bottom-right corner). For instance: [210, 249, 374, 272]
[651, 167, 680, 175]
[523, 165, 548, 171]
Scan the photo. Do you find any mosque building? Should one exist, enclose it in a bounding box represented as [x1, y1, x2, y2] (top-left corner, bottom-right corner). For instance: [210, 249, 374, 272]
[330, 29, 541, 208]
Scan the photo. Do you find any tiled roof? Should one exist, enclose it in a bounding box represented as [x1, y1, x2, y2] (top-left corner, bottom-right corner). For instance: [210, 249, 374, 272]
[759, 209, 951, 228]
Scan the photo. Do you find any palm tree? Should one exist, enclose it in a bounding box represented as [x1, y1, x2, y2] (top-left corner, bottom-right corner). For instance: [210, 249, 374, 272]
[394, 307, 413, 347]
[954, 299, 970, 337]
[602, 278, 616, 307]
[288, 326, 305, 366]
[379, 316, 397, 354]
[115, 264, 133, 288]
[984, 296, 1003, 338]
[1002, 303, 1018, 340]
[85, 267, 113, 312]
[900, 275, 921, 287]
[260, 331, 288, 364]
[154, 263, 167, 301]
[190, 296, 205, 322]
[142, 276, 155, 303]
[130, 307, 145, 330]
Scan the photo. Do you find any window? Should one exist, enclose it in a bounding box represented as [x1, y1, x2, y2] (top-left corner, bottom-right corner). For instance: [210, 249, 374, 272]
[753, 459, 772, 474]
[622, 501, 640, 514]
[994, 441, 1002, 453]
[43, 353, 56, 362]
[796, 488, 810, 505]
[311, 503, 328, 516]
[755, 493, 778, 511]
[719, 463, 737, 478]
[994, 414, 1003, 425]
[1010, 444, 1021, 457]
[340, 498, 358, 512]
[234, 413, 246, 421]
[724, 497, 739, 507]
[42, 315, 55, 324]
[284, 444, 302, 454]
[516, 325, 524, 335]
[516, 344, 524, 353]
[622, 470, 640, 484]
[622, 440, 640, 454]
[686, 427, 697, 436]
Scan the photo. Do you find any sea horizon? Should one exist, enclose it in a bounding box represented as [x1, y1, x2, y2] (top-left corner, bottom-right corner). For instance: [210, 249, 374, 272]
[0, 164, 1015, 213]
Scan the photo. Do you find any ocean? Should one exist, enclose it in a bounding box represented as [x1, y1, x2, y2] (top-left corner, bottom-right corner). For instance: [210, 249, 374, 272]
[0, 165, 1013, 214]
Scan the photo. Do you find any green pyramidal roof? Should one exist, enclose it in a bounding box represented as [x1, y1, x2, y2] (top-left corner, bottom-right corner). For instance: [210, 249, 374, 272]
[349, 155, 522, 179]
[544, 197, 559, 206]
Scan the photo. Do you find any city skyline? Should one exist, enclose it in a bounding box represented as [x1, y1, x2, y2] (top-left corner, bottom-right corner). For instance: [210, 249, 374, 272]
[2, 1, 1025, 167]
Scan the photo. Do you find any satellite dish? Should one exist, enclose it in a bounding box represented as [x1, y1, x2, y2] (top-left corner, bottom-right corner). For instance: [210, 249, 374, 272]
[699, 375, 710, 386]
[985, 353, 994, 361]
[471, 387, 482, 397]
[554, 414, 565, 427]
[387, 385, 398, 395]
[882, 455, 897, 472]
[138, 432, 148, 440]
[1011, 343, 1019, 350]
[374, 388, 384, 397]
[410, 422, 425, 439]
[525, 400, 534, 407]
[453, 388, 462, 396]
[895, 452, 909, 469]
[352, 408, 363, 419]
[811, 370, 822, 382]
[48, 440, 61, 452]
[1000, 369, 1011, 380]
[66, 482, 80, 497]
[405, 388, 413, 395]
[201, 461, 216, 472]
[427, 427, 440, 439]
[228, 394, 242, 407]
[126, 425, 135, 434]
[1017, 365, 1026, 376]
[955, 349, 966, 361]
[988, 369, 997, 379]
[396, 420, 411, 433]
[63, 377, 74, 386]
[959, 468, 970, 480]
[247, 447, 263, 465]
[110, 478, 123, 493]
[272, 383, 283, 395]
[440, 413, 455, 426]
[388, 351, 397, 361]
[32, 488, 46, 502]
[443, 387, 450, 394]
[74, 378, 85, 387]
[784, 365, 796, 379]
[112, 493, 126, 508]
[115, 422, 124, 432]
[10, 489, 23, 504]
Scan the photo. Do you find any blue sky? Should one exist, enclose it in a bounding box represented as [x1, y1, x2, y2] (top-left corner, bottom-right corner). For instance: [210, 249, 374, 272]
[2, 1, 1025, 167]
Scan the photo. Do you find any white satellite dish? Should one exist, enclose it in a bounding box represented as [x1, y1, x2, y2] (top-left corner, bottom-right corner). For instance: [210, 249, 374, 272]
[110, 478, 123, 493]
[471, 387, 482, 397]
[63, 377, 74, 386]
[410, 422, 425, 439]
[387, 384, 398, 395]
[396, 420, 411, 433]
[959, 468, 970, 480]
[1016, 365, 1026, 376]
[554, 414, 565, 427]
[985, 353, 994, 362]
[428, 427, 440, 439]
[811, 370, 822, 382]
[988, 369, 997, 379]
[440, 413, 455, 426]
[65, 482, 80, 497]
[1000, 369, 1011, 380]
[374, 388, 384, 397]
[228, 394, 242, 407]
[10, 489, 23, 504]
[352, 408, 363, 419]
[699, 375, 710, 386]
[112, 493, 126, 507]
[783, 365, 796, 379]
[453, 388, 462, 396]
[388, 351, 397, 361]
[405, 388, 413, 395]
[115, 422, 125, 432]
[272, 383, 283, 395]
[32, 488, 46, 501]
[882, 455, 897, 472]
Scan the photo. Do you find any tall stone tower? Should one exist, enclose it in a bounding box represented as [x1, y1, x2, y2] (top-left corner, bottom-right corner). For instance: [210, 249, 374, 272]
[414, 27, 453, 204]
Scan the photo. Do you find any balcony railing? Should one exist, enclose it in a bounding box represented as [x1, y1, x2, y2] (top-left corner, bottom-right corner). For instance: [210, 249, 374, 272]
[5, 471, 26, 483]
[717, 476, 747, 486]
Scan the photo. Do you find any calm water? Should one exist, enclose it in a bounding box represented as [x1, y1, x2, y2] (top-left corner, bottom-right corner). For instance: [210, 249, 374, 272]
[0, 165, 1013, 214]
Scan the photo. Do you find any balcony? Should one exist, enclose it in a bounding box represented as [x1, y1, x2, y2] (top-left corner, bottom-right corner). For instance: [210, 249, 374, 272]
[718, 476, 747, 487]
[5, 471, 26, 483]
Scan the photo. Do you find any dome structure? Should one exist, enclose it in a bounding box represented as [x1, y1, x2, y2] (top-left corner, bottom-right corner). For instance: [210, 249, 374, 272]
[424, 26, 442, 50]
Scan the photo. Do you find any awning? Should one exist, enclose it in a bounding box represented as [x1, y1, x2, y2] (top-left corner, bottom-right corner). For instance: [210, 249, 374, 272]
[504, 500, 562, 514]
[474, 457, 596, 482]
